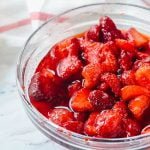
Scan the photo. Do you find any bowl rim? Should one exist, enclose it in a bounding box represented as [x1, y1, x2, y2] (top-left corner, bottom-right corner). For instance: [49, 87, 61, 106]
[17, 2, 150, 144]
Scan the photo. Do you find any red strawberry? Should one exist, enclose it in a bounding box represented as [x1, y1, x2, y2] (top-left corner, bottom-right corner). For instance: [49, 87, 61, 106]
[126, 28, 148, 47]
[121, 70, 136, 85]
[98, 82, 110, 91]
[62, 121, 84, 134]
[81, 41, 103, 64]
[121, 85, 150, 101]
[136, 52, 150, 60]
[70, 88, 93, 112]
[50, 37, 79, 60]
[88, 90, 115, 111]
[95, 110, 124, 138]
[100, 16, 124, 42]
[74, 112, 89, 122]
[128, 95, 150, 119]
[48, 108, 74, 126]
[84, 112, 99, 136]
[82, 63, 104, 89]
[57, 56, 82, 79]
[123, 119, 141, 137]
[135, 63, 150, 90]
[101, 73, 121, 97]
[141, 125, 150, 134]
[68, 80, 82, 97]
[28, 71, 62, 101]
[85, 25, 101, 42]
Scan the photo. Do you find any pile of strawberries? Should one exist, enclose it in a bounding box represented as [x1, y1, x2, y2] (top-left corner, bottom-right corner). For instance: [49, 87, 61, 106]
[29, 16, 150, 138]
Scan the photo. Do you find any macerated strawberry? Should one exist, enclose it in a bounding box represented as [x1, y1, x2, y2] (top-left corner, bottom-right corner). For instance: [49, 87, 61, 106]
[88, 90, 115, 111]
[135, 63, 150, 89]
[62, 121, 84, 134]
[28, 71, 62, 101]
[121, 85, 150, 101]
[95, 110, 124, 138]
[136, 52, 150, 60]
[74, 112, 89, 122]
[82, 63, 104, 89]
[121, 70, 136, 85]
[98, 82, 110, 91]
[57, 56, 82, 79]
[101, 73, 121, 96]
[85, 25, 101, 42]
[141, 125, 150, 134]
[126, 28, 148, 47]
[68, 80, 82, 97]
[100, 16, 124, 42]
[48, 108, 74, 126]
[128, 95, 150, 119]
[119, 49, 135, 71]
[70, 88, 93, 112]
[113, 101, 128, 117]
[84, 112, 99, 136]
[81, 41, 103, 64]
[50, 37, 79, 60]
[123, 119, 141, 137]
[115, 39, 136, 54]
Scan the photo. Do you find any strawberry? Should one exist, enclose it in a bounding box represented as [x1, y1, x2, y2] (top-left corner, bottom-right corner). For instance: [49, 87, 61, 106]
[82, 63, 104, 89]
[50, 37, 79, 60]
[123, 119, 141, 137]
[28, 71, 63, 101]
[81, 41, 103, 64]
[84, 112, 99, 136]
[121, 70, 136, 85]
[48, 108, 74, 126]
[135, 63, 150, 89]
[126, 28, 148, 47]
[136, 52, 150, 60]
[121, 85, 150, 101]
[68, 80, 82, 97]
[62, 121, 84, 134]
[95, 110, 124, 138]
[101, 73, 121, 96]
[70, 88, 93, 112]
[85, 25, 101, 42]
[141, 125, 150, 134]
[100, 16, 124, 42]
[128, 95, 150, 119]
[57, 56, 82, 79]
[88, 90, 115, 111]
[98, 82, 110, 91]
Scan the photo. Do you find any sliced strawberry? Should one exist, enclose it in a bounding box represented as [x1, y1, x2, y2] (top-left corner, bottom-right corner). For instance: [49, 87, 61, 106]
[135, 63, 150, 89]
[121, 85, 150, 101]
[28, 71, 62, 101]
[50, 37, 79, 60]
[123, 119, 141, 137]
[88, 90, 115, 111]
[100, 16, 124, 42]
[57, 56, 82, 79]
[95, 110, 124, 138]
[128, 95, 150, 119]
[68, 80, 82, 97]
[126, 28, 148, 47]
[81, 41, 103, 64]
[84, 112, 99, 136]
[48, 108, 74, 126]
[136, 52, 150, 60]
[82, 63, 104, 89]
[101, 73, 121, 96]
[141, 125, 150, 134]
[70, 88, 93, 112]
[121, 70, 136, 85]
[85, 25, 101, 42]
[62, 121, 84, 134]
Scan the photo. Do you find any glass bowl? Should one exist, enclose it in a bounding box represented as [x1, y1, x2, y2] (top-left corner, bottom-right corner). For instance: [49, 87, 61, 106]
[17, 3, 150, 150]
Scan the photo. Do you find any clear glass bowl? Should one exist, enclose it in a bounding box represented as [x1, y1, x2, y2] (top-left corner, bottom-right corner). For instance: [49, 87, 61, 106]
[17, 3, 150, 150]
